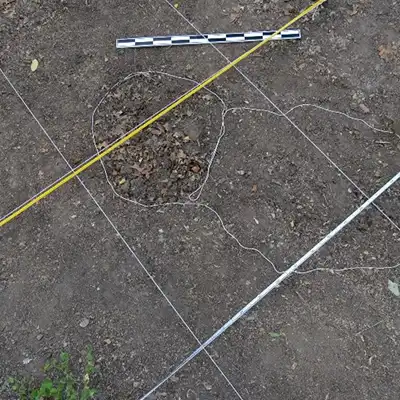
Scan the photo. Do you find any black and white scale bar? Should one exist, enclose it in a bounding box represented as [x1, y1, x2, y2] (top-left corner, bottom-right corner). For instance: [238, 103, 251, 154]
[116, 29, 301, 49]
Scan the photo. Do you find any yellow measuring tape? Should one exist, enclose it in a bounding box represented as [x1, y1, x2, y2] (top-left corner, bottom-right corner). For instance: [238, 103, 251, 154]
[1, 0, 326, 228]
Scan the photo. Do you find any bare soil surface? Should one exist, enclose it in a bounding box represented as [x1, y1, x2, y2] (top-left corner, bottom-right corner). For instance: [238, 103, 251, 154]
[1, 1, 399, 399]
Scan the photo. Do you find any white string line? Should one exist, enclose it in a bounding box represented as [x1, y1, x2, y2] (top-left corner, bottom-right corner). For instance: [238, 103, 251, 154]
[188, 107, 227, 202]
[0, 68, 244, 400]
[91, 70, 399, 276]
[300, 261, 400, 275]
[232, 104, 395, 136]
[139, 171, 400, 399]
[161, 0, 400, 234]
[285, 103, 399, 137]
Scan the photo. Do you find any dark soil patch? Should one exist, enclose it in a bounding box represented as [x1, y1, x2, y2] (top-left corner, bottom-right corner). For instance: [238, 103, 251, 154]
[93, 72, 224, 204]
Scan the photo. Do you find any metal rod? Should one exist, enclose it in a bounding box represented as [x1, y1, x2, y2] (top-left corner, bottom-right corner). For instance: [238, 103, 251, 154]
[140, 171, 400, 399]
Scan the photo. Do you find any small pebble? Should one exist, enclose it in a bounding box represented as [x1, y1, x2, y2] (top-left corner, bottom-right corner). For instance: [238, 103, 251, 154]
[359, 104, 370, 113]
[79, 318, 90, 328]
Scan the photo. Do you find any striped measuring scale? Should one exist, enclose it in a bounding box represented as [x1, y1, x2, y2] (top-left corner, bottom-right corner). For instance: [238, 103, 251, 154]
[116, 29, 301, 49]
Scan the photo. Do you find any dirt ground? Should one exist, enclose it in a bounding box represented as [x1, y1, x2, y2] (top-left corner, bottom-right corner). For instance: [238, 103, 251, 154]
[0, 0, 399, 399]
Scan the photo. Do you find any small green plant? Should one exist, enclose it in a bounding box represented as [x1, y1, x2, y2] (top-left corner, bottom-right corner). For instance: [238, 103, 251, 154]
[7, 347, 96, 400]
[268, 331, 285, 340]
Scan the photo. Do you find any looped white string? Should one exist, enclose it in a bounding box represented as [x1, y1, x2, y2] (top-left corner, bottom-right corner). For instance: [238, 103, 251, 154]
[92, 70, 400, 277]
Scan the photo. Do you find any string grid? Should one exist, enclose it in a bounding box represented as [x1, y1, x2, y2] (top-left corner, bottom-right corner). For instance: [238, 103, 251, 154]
[1, 0, 399, 398]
